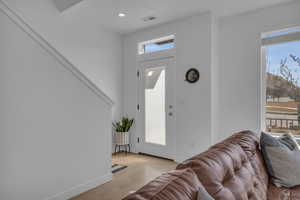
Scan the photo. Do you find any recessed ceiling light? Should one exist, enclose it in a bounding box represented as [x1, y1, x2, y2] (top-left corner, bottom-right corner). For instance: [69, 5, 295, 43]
[118, 13, 126, 18]
[147, 71, 153, 76]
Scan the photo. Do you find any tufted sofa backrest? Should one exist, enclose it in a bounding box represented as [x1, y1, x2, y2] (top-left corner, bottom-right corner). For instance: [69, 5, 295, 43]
[177, 130, 269, 200]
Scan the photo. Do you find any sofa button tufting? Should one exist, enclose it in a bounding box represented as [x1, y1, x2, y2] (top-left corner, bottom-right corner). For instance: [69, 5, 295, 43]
[248, 192, 253, 198]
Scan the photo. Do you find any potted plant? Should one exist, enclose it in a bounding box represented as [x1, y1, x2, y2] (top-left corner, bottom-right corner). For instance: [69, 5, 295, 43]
[113, 117, 134, 145]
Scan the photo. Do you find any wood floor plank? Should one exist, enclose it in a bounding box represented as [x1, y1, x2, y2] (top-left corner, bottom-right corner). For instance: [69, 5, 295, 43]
[71, 153, 177, 200]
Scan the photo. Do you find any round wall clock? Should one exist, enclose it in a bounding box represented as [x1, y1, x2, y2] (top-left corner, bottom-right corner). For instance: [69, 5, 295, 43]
[185, 68, 200, 83]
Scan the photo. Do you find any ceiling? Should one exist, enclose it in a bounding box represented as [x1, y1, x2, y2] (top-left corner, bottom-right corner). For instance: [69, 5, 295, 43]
[60, 0, 293, 34]
[53, 0, 83, 12]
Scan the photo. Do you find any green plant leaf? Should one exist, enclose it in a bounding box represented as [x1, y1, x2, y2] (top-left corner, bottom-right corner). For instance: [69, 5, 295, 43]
[112, 116, 134, 132]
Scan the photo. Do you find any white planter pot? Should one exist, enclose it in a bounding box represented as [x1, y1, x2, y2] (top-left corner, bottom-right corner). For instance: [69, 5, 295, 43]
[115, 132, 129, 145]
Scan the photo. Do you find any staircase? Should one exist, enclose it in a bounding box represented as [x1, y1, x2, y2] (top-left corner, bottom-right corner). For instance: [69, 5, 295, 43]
[0, 1, 114, 199]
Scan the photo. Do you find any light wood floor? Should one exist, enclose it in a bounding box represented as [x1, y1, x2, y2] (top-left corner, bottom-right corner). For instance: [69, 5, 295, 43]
[71, 153, 177, 200]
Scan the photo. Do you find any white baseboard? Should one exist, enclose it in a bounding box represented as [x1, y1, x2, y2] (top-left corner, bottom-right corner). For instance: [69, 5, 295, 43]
[44, 173, 113, 200]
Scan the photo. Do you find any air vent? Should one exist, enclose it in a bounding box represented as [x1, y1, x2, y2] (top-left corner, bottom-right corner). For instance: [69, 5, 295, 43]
[142, 16, 156, 22]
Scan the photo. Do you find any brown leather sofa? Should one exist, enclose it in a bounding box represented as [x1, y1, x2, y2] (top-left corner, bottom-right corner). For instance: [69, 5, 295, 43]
[123, 130, 300, 200]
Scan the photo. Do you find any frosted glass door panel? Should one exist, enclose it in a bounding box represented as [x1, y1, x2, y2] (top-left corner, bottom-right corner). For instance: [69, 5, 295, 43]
[145, 67, 166, 145]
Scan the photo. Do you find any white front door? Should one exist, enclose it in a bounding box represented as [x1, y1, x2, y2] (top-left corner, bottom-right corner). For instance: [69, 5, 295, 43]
[137, 58, 176, 159]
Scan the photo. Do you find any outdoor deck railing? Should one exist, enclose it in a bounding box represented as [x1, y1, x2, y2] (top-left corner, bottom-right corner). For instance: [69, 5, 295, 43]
[266, 118, 299, 129]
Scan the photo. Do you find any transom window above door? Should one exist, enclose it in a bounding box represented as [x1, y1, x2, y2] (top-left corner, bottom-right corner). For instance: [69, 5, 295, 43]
[138, 35, 175, 55]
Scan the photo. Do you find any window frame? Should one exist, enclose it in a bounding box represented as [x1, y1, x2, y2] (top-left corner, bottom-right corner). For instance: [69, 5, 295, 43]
[261, 28, 300, 139]
[138, 35, 175, 55]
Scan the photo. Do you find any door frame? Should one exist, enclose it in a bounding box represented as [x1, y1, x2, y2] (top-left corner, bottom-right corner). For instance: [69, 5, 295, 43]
[135, 51, 177, 160]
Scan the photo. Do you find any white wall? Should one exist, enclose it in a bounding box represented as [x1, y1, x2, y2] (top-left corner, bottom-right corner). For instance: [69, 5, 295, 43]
[217, 1, 300, 142]
[122, 1, 300, 160]
[123, 13, 214, 162]
[210, 16, 219, 144]
[5, 0, 122, 120]
[0, 7, 112, 200]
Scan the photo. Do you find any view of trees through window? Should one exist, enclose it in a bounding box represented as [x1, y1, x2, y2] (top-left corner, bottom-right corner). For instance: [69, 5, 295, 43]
[265, 40, 300, 135]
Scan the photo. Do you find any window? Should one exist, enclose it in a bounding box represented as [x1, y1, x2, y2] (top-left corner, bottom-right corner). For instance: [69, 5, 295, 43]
[262, 28, 300, 39]
[262, 28, 300, 136]
[138, 35, 175, 55]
